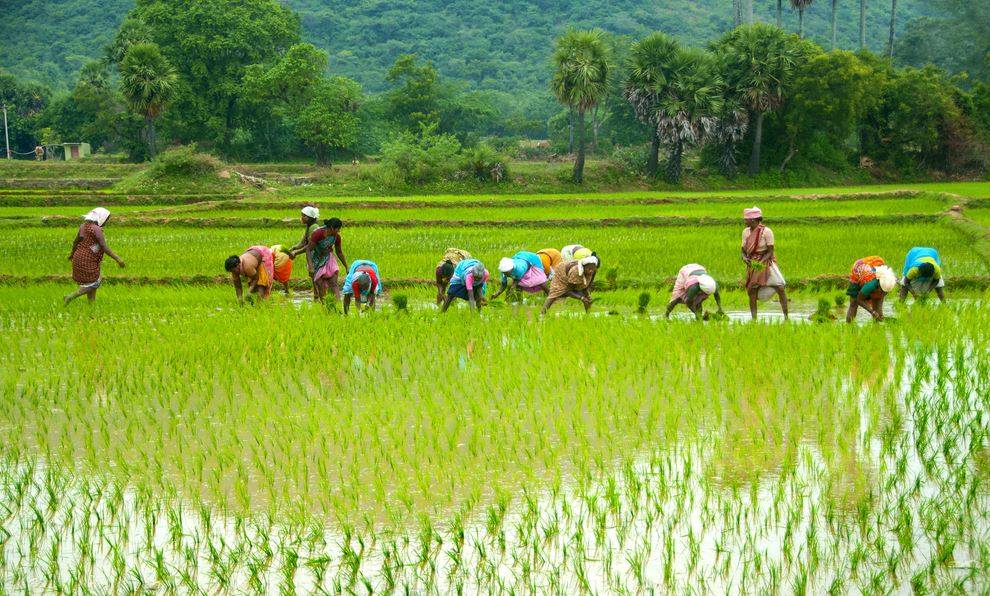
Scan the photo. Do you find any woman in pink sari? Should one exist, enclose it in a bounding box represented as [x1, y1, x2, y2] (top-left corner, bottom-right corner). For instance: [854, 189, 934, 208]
[741, 206, 788, 320]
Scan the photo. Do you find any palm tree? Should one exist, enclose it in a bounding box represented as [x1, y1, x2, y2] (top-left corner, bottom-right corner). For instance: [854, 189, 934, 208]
[710, 98, 749, 177]
[625, 33, 680, 176]
[887, 0, 898, 57]
[860, 0, 867, 49]
[120, 43, 177, 159]
[791, 0, 814, 37]
[654, 48, 723, 183]
[777, 0, 783, 27]
[552, 29, 612, 184]
[831, 0, 839, 48]
[714, 23, 800, 175]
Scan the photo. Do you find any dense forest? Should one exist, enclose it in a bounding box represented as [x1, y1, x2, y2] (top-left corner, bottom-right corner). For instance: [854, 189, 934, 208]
[1, 0, 988, 187]
[2, 0, 936, 95]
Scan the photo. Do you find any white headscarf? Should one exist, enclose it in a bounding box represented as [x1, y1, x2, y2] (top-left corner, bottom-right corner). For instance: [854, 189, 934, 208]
[698, 275, 717, 295]
[498, 257, 515, 273]
[576, 255, 599, 276]
[83, 207, 110, 226]
[301, 206, 319, 220]
[875, 265, 897, 293]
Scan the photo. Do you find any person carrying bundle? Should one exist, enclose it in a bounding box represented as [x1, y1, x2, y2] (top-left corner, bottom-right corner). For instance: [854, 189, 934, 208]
[342, 259, 381, 314]
[741, 206, 788, 320]
[899, 246, 945, 304]
[435, 247, 473, 304]
[441, 259, 489, 313]
[491, 251, 550, 300]
[225, 245, 274, 304]
[541, 255, 599, 314]
[307, 218, 348, 302]
[846, 256, 897, 322]
[288, 205, 321, 273]
[665, 263, 724, 320]
[537, 248, 563, 276]
[270, 244, 295, 296]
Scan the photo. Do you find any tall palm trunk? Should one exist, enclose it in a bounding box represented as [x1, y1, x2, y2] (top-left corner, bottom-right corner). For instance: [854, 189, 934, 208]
[567, 109, 574, 153]
[573, 108, 586, 183]
[745, 0, 753, 23]
[666, 139, 684, 184]
[732, 0, 741, 27]
[860, 0, 867, 49]
[831, 0, 838, 48]
[748, 111, 764, 175]
[776, 0, 783, 26]
[145, 115, 157, 159]
[799, 8, 805, 37]
[646, 131, 660, 177]
[887, 0, 897, 57]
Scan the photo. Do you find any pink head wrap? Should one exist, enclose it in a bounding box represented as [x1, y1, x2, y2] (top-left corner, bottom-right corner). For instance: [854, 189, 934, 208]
[743, 206, 762, 219]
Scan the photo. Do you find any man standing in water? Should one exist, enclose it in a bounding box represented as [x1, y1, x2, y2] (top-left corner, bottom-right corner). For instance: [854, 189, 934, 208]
[224, 246, 274, 304]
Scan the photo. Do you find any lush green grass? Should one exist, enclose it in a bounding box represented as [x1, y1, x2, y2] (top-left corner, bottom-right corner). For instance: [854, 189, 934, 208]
[3, 221, 983, 281]
[149, 196, 948, 222]
[967, 208, 990, 228]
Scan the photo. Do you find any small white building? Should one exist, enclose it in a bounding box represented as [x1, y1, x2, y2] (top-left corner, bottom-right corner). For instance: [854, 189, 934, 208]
[62, 142, 91, 160]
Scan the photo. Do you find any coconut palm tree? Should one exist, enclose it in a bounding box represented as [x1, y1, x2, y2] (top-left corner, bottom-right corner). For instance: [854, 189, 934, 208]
[624, 32, 680, 176]
[714, 23, 801, 175]
[120, 43, 177, 159]
[654, 48, 723, 183]
[552, 29, 612, 183]
[791, 0, 814, 37]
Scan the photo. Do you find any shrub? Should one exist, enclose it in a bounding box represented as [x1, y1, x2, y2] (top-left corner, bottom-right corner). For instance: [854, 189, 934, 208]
[458, 143, 510, 182]
[609, 144, 650, 177]
[377, 124, 461, 185]
[146, 145, 222, 178]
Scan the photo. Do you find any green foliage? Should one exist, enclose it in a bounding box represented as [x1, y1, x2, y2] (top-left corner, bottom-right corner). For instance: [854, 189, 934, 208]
[458, 144, 510, 183]
[378, 124, 462, 185]
[392, 294, 409, 311]
[0, 74, 50, 152]
[292, 78, 363, 165]
[896, 0, 990, 82]
[119, 43, 178, 157]
[552, 29, 613, 182]
[145, 145, 222, 178]
[112, 0, 302, 154]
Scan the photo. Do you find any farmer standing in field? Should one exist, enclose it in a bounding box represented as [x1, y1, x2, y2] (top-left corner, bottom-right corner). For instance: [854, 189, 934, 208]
[541, 255, 599, 314]
[270, 244, 294, 296]
[441, 259, 489, 312]
[64, 208, 125, 305]
[845, 256, 897, 322]
[665, 263, 724, 319]
[224, 246, 274, 304]
[288, 206, 320, 278]
[741, 206, 789, 320]
[491, 251, 550, 300]
[899, 246, 946, 303]
[342, 259, 382, 314]
[307, 218, 348, 302]
[435, 247, 473, 304]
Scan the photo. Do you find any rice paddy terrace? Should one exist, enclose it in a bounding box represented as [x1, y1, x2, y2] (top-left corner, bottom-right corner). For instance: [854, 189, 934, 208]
[2, 161, 990, 592]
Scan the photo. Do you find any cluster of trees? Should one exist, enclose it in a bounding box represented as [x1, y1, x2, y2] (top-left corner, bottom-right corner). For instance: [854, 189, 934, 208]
[1, 0, 988, 184]
[551, 24, 990, 183]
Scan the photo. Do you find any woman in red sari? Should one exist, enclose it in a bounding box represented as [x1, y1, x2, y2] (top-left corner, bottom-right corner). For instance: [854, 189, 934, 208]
[741, 206, 788, 320]
[64, 208, 126, 305]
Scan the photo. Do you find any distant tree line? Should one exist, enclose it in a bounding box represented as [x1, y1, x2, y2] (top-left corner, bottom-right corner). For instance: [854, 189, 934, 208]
[1, 0, 988, 184]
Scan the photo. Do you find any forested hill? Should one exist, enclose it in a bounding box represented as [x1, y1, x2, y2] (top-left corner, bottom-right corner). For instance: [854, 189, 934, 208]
[3, 0, 929, 94]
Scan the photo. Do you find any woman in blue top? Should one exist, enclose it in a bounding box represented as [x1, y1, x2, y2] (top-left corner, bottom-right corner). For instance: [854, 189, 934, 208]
[491, 251, 550, 300]
[342, 259, 381, 314]
[441, 259, 489, 313]
[899, 246, 945, 303]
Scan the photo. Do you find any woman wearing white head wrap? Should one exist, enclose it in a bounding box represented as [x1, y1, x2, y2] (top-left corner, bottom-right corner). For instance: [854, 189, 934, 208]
[491, 252, 550, 300]
[64, 207, 125, 305]
[541, 254, 599, 314]
[664, 264, 724, 319]
[845, 256, 893, 322]
[287, 205, 322, 281]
